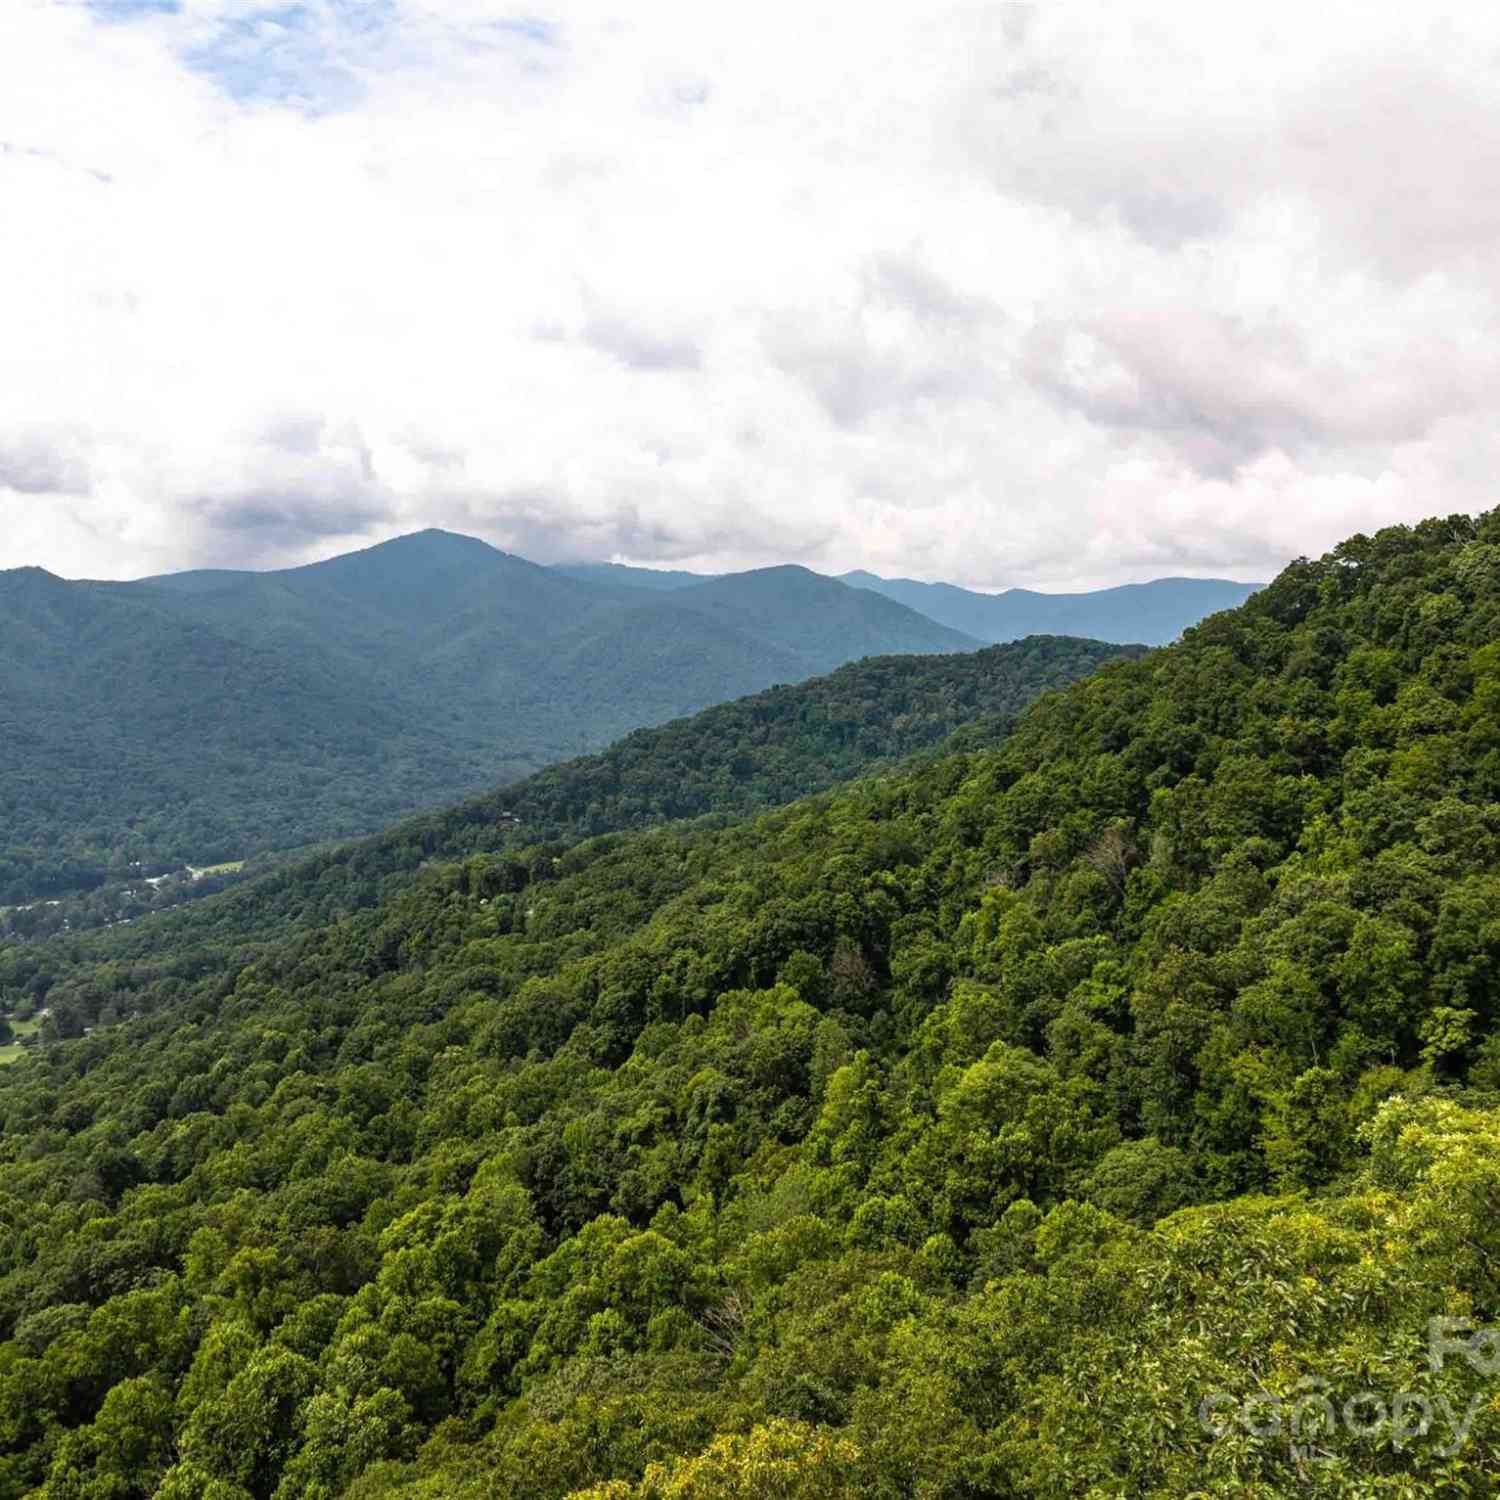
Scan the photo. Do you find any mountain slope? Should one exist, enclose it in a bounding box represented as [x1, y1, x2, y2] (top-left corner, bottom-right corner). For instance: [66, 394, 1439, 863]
[0, 633, 1134, 953]
[1, 512, 1498, 1496]
[534, 568, 975, 729]
[1, 535, 976, 902]
[0, 564, 495, 900]
[129, 530, 632, 685]
[672, 566, 971, 660]
[841, 568, 1262, 644]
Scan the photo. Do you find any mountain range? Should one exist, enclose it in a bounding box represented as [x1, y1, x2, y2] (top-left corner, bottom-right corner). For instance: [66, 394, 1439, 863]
[1, 529, 1253, 904]
[556, 560, 1262, 644]
[0, 532, 971, 901]
[838, 570, 1260, 644]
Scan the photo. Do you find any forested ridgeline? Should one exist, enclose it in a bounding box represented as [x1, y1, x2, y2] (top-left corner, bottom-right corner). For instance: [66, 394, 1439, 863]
[0, 635, 1135, 1016]
[3, 515, 1500, 1496]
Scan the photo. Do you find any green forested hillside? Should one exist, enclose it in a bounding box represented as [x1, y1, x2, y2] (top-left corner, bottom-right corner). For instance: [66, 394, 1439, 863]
[0, 562, 530, 904]
[2, 513, 1500, 1497]
[0, 535, 972, 903]
[0, 635, 1134, 991]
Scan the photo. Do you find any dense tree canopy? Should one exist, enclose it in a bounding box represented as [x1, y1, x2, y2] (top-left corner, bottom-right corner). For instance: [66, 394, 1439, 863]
[2, 512, 1500, 1497]
[0, 634, 1130, 957]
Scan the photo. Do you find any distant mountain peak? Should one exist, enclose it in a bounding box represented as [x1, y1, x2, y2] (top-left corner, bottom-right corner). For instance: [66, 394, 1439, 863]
[0, 565, 70, 599]
[297, 527, 516, 569]
[267, 528, 559, 600]
[380, 527, 503, 553]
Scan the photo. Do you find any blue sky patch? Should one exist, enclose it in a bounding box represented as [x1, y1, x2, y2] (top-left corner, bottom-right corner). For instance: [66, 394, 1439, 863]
[85, 1, 561, 114]
[180, 1, 397, 112]
[88, 0, 182, 19]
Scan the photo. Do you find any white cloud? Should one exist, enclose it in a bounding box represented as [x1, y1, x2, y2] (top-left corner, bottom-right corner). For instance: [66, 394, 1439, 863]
[1, 0, 1498, 588]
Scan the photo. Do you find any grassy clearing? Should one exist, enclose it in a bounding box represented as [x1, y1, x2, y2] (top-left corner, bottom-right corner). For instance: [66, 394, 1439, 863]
[191, 860, 246, 878]
[0, 1016, 41, 1066]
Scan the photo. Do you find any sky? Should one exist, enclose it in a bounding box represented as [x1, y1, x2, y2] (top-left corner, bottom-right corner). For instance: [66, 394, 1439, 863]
[2, 2, 1499, 589]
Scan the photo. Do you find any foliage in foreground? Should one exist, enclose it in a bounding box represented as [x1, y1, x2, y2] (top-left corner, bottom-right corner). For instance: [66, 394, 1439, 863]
[3, 512, 1500, 1496]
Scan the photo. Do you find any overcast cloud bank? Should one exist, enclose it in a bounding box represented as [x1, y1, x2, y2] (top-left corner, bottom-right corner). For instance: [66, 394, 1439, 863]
[3, 1, 1497, 587]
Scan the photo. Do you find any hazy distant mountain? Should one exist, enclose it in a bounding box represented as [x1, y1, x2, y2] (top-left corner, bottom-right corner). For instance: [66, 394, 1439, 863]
[839, 570, 1263, 645]
[1, 532, 973, 901]
[553, 559, 1262, 646]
